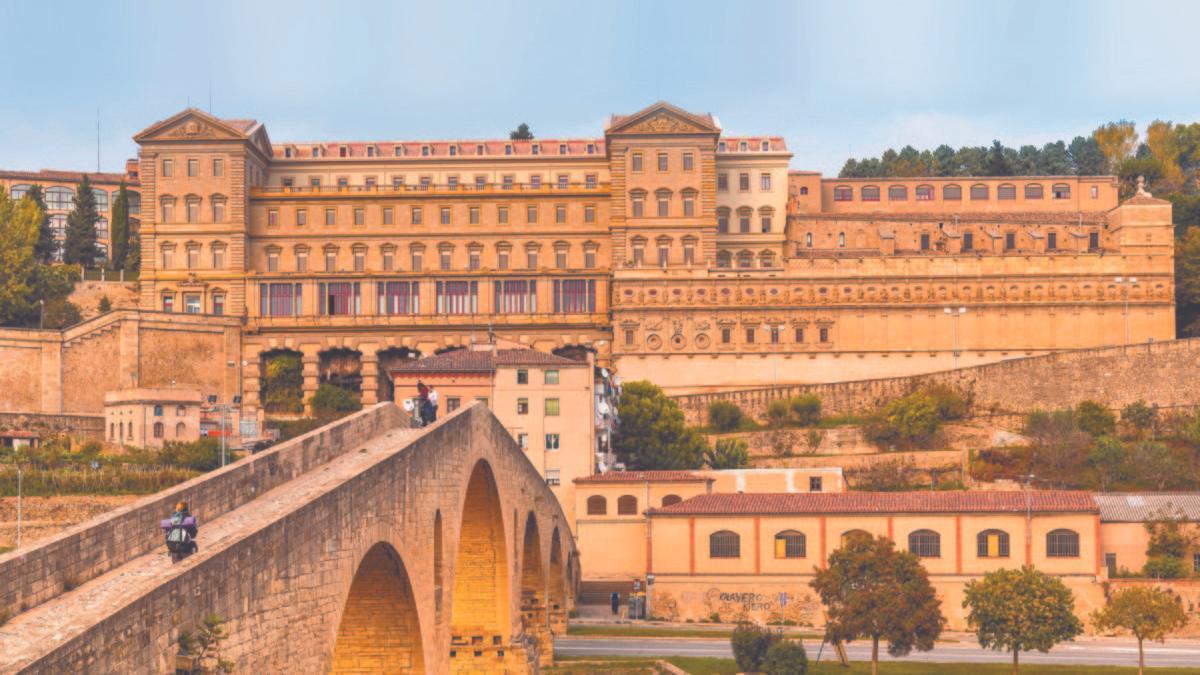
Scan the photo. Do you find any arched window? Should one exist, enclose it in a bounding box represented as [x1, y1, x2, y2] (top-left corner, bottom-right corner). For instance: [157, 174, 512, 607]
[915, 184, 934, 201]
[175, 421, 185, 437]
[799, 186, 809, 195]
[841, 529, 871, 547]
[943, 184, 962, 201]
[1046, 529, 1080, 557]
[861, 185, 880, 202]
[1052, 183, 1071, 199]
[805, 232, 813, 248]
[586, 495, 607, 516]
[759, 250, 776, 268]
[888, 185, 908, 201]
[9, 184, 30, 200]
[662, 494, 682, 507]
[709, 530, 741, 558]
[908, 529, 941, 558]
[833, 185, 853, 202]
[153, 421, 164, 438]
[970, 184, 989, 200]
[977, 529, 1010, 558]
[46, 187, 73, 210]
[617, 495, 638, 515]
[1024, 183, 1044, 200]
[109, 422, 115, 439]
[774, 530, 806, 558]
[997, 183, 1017, 200]
[176, 405, 186, 416]
[716, 250, 732, 268]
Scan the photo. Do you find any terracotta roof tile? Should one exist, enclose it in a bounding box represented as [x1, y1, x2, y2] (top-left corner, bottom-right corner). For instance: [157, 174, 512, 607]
[647, 491, 1096, 516]
[575, 471, 710, 484]
[387, 347, 583, 375]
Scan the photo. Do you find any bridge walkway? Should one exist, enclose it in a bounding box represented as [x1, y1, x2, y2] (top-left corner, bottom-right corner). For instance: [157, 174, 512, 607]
[0, 427, 418, 672]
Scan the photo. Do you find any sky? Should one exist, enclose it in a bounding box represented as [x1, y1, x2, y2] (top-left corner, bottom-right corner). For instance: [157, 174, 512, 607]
[1, 0, 1199, 176]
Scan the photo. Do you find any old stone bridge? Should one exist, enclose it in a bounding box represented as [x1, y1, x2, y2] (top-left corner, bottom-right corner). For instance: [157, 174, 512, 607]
[0, 403, 577, 673]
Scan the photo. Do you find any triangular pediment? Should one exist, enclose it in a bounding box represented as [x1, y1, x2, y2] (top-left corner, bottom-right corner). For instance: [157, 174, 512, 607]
[606, 101, 720, 136]
[134, 108, 249, 143]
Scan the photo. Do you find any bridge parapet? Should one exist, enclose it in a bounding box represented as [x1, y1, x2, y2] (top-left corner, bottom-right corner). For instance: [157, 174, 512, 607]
[0, 403, 409, 622]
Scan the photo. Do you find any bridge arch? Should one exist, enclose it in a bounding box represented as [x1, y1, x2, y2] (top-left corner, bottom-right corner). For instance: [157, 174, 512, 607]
[519, 512, 551, 665]
[548, 527, 568, 635]
[331, 542, 425, 673]
[449, 459, 511, 670]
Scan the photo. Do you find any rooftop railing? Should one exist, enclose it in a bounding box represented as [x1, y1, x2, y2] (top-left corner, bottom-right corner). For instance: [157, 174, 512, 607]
[252, 181, 611, 198]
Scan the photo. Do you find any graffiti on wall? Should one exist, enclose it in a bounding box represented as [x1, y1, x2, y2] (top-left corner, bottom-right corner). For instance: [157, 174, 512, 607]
[653, 586, 822, 625]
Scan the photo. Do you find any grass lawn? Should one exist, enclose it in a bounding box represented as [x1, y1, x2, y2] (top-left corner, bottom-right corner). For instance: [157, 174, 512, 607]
[566, 624, 821, 640]
[551, 655, 1197, 674]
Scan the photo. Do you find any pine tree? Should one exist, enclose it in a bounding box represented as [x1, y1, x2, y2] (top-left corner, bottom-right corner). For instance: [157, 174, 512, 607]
[23, 184, 57, 263]
[63, 175, 99, 266]
[110, 184, 130, 270]
[509, 123, 534, 140]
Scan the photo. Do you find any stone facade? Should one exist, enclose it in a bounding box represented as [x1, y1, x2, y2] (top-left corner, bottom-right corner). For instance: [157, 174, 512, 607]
[0, 403, 577, 674]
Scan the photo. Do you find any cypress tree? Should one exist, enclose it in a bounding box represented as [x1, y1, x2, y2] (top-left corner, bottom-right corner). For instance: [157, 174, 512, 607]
[110, 184, 129, 270]
[24, 184, 57, 263]
[63, 175, 99, 266]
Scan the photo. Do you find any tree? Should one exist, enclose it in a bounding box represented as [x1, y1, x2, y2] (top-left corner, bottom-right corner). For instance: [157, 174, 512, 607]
[263, 352, 304, 413]
[707, 400, 744, 432]
[178, 614, 234, 673]
[1092, 586, 1188, 675]
[1088, 435, 1127, 491]
[1131, 441, 1178, 490]
[1121, 400, 1158, 436]
[963, 566, 1083, 674]
[1093, 120, 1139, 173]
[0, 191, 43, 326]
[98, 295, 112, 313]
[789, 394, 822, 426]
[730, 622, 777, 672]
[810, 534, 944, 675]
[310, 383, 361, 418]
[613, 380, 707, 470]
[509, 123, 533, 140]
[705, 437, 749, 469]
[110, 184, 130, 270]
[126, 230, 141, 272]
[763, 639, 808, 674]
[1145, 120, 1184, 187]
[1075, 400, 1116, 437]
[63, 175, 99, 266]
[23, 185, 57, 264]
[1068, 136, 1107, 175]
[1023, 410, 1091, 485]
[767, 398, 790, 427]
[986, 140, 1013, 176]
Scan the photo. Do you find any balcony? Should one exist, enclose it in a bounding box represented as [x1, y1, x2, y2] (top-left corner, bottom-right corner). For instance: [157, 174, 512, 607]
[251, 181, 611, 199]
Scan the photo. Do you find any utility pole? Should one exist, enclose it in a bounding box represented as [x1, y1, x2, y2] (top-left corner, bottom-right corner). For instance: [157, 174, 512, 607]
[1114, 276, 1136, 346]
[943, 306, 967, 369]
[15, 464, 22, 550]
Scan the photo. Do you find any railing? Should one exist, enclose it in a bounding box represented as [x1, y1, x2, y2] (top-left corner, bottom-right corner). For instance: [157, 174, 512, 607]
[252, 181, 611, 198]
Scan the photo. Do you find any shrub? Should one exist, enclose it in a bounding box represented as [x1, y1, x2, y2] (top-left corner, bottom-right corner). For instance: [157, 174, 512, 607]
[1076, 400, 1116, 437]
[707, 400, 744, 433]
[705, 438, 750, 469]
[922, 384, 967, 420]
[97, 295, 112, 313]
[1143, 556, 1188, 579]
[159, 438, 224, 472]
[803, 428, 825, 454]
[766, 399, 791, 427]
[789, 394, 822, 426]
[1121, 400, 1158, 434]
[763, 639, 808, 675]
[310, 383, 361, 417]
[731, 622, 777, 673]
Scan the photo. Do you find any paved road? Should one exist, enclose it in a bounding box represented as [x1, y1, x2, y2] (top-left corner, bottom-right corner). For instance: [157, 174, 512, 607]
[556, 636, 1200, 669]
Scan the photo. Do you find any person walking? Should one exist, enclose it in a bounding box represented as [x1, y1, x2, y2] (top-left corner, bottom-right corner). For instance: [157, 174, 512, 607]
[427, 385, 439, 423]
[416, 381, 429, 426]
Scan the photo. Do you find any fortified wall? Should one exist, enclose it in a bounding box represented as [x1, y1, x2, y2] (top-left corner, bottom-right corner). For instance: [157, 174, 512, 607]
[674, 338, 1200, 424]
[0, 309, 243, 416]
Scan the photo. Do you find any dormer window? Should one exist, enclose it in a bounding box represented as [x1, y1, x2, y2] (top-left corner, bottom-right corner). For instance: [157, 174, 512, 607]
[421, 145, 430, 156]
[284, 147, 293, 158]
[339, 146, 348, 158]
[559, 143, 568, 154]
[505, 144, 513, 156]
[449, 145, 458, 156]
[531, 144, 540, 155]
[476, 144, 485, 155]
[761, 140, 770, 151]
[739, 141, 748, 152]
[312, 146, 320, 157]
[587, 143, 595, 154]
[718, 141, 726, 152]
[394, 146, 403, 157]
[367, 146, 375, 157]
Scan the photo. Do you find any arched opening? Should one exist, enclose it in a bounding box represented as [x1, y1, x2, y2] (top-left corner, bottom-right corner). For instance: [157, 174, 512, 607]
[377, 347, 421, 402]
[519, 512, 552, 667]
[332, 542, 425, 673]
[551, 344, 593, 363]
[449, 461, 512, 671]
[548, 528, 568, 635]
[259, 348, 304, 415]
[319, 347, 363, 394]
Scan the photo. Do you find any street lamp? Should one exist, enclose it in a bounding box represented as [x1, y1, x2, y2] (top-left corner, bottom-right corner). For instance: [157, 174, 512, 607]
[943, 306, 967, 370]
[1114, 277, 1137, 346]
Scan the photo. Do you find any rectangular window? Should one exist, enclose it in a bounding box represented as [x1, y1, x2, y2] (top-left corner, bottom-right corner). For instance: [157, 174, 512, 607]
[318, 281, 361, 316]
[527, 250, 538, 268]
[211, 294, 225, 316]
[809, 476, 822, 492]
[1005, 232, 1016, 250]
[325, 208, 336, 226]
[584, 249, 596, 269]
[530, 175, 542, 189]
[556, 250, 567, 268]
[267, 209, 279, 227]
[467, 206, 480, 224]
[517, 432, 528, 448]
[353, 208, 364, 226]
[162, 294, 174, 312]
[469, 250, 480, 270]
[770, 326, 781, 344]
[632, 197, 644, 218]
[658, 246, 668, 267]
[557, 174, 569, 189]
[819, 327, 829, 343]
[545, 398, 560, 416]
[447, 175, 459, 190]
[212, 247, 225, 268]
[1089, 231, 1099, 250]
[187, 159, 198, 177]
[657, 152, 668, 171]
[411, 250, 423, 271]
[739, 173, 750, 191]
[382, 251, 394, 271]
[795, 327, 805, 343]
[377, 281, 419, 315]
[545, 433, 560, 451]
[517, 398, 529, 415]
[186, 200, 199, 222]
[683, 153, 694, 171]
[296, 251, 308, 272]
[717, 173, 728, 191]
[963, 232, 973, 252]
[683, 244, 694, 265]
[212, 158, 224, 177]
[260, 283, 303, 317]
[721, 327, 731, 344]
[162, 159, 173, 177]
[502, 175, 514, 190]
[411, 207, 422, 225]
[657, 195, 669, 217]
[631, 152, 643, 172]
[920, 233, 930, 251]
[1047, 232, 1057, 250]
[445, 397, 461, 413]
[475, 175, 486, 190]
[440, 250, 452, 270]
[517, 369, 529, 385]
[267, 251, 279, 272]
[625, 329, 635, 346]
[584, 205, 596, 223]
[419, 176, 431, 189]
[497, 250, 510, 270]
[585, 173, 598, 189]
[383, 207, 393, 225]
[440, 207, 451, 225]
[353, 251, 365, 272]
[435, 280, 478, 314]
[184, 293, 201, 314]
[310, 177, 321, 188]
[553, 279, 596, 313]
[761, 173, 772, 191]
[325, 251, 337, 271]
[527, 205, 537, 223]
[498, 206, 509, 224]
[392, 175, 404, 188]
[494, 279, 537, 313]
[745, 327, 755, 343]
[544, 369, 559, 385]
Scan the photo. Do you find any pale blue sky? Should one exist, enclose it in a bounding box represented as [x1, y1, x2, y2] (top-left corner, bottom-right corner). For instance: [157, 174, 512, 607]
[1, 0, 1197, 175]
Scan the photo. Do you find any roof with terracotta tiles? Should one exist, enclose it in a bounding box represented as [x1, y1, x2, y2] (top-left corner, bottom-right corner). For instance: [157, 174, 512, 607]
[575, 471, 711, 484]
[647, 490, 1097, 516]
[0, 169, 136, 186]
[387, 347, 584, 375]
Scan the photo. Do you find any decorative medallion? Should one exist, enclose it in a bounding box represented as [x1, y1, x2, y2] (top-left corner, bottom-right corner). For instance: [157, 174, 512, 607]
[670, 334, 687, 350]
[645, 334, 663, 351]
[694, 333, 711, 350]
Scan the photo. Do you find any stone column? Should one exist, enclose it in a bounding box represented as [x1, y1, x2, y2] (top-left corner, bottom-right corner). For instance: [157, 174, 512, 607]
[241, 350, 262, 412]
[360, 354, 379, 406]
[302, 348, 321, 415]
